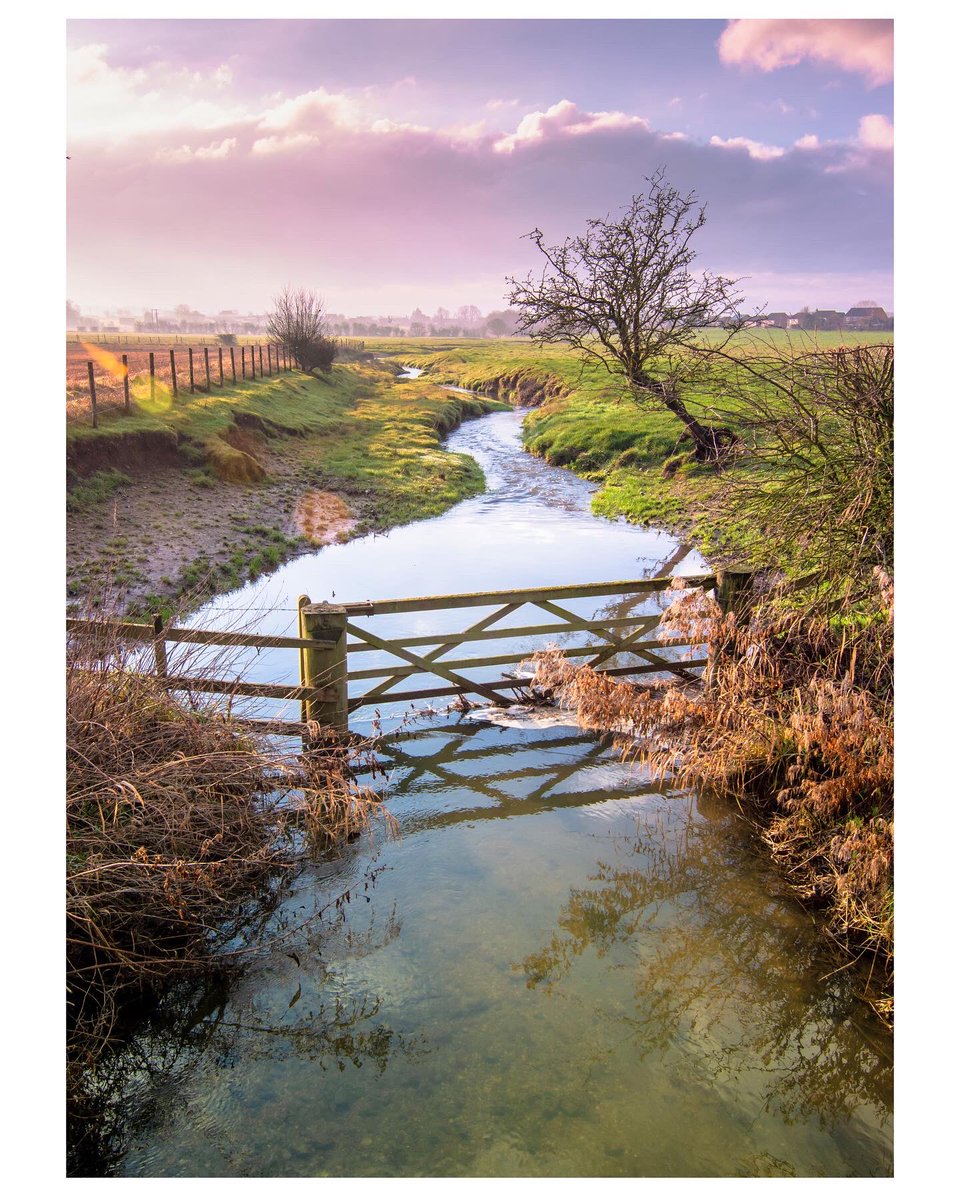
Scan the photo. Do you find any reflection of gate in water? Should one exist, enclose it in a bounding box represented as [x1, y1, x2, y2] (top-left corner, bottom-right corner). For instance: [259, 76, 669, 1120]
[380, 721, 663, 830]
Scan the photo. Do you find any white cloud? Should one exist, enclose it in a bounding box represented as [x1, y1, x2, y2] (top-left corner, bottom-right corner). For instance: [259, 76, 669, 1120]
[257, 87, 358, 133]
[67, 43, 247, 143]
[858, 113, 894, 151]
[371, 118, 431, 135]
[156, 137, 237, 164]
[710, 135, 785, 161]
[251, 132, 320, 155]
[719, 19, 893, 88]
[494, 99, 648, 153]
[794, 134, 821, 151]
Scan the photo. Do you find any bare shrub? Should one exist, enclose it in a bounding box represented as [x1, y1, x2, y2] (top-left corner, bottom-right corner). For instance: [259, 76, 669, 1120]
[66, 617, 394, 1076]
[267, 286, 338, 375]
[527, 579, 893, 1021]
[709, 341, 894, 592]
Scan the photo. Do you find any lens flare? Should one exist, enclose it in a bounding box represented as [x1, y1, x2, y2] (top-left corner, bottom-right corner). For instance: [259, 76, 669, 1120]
[81, 341, 128, 380]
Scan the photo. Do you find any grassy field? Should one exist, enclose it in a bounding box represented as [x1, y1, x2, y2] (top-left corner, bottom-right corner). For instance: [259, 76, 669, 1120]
[369, 330, 892, 569]
[66, 354, 506, 616]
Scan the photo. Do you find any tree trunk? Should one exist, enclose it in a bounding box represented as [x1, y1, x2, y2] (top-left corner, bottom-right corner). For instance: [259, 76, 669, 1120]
[634, 374, 737, 463]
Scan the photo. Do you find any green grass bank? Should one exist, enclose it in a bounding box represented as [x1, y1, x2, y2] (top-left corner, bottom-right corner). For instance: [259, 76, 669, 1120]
[375, 331, 891, 572]
[67, 356, 506, 617]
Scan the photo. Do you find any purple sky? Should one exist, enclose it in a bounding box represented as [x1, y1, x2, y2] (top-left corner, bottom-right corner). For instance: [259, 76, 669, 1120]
[66, 18, 893, 316]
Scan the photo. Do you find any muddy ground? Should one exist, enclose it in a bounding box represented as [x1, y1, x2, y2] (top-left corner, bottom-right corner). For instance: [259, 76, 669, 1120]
[67, 428, 377, 618]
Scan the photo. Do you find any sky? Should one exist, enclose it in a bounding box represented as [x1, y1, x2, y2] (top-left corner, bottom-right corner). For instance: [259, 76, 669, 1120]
[66, 17, 894, 317]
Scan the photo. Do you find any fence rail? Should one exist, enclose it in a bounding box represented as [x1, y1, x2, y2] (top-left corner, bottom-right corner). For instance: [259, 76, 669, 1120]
[67, 570, 756, 740]
[66, 340, 295, 427]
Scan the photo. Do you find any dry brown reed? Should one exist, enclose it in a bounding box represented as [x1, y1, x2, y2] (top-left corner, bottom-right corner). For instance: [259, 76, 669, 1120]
[66, 616, 394, 1078]
[527, 576, 893, 1022]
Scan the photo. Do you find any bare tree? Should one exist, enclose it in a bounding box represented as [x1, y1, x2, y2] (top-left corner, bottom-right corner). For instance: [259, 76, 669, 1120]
[267, 286, 337, 375]
[507, 169, 743, 462]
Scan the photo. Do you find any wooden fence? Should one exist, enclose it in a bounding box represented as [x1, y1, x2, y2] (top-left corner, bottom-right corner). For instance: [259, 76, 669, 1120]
[66, 341, 295, 428]
[66, 571, 753, 740]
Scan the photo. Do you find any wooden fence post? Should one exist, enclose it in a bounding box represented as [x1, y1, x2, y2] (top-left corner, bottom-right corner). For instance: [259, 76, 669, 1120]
[149, 351, 156, 403]
[707, 568, 755, 692]
[258, 344, 264, 377]
[267, 344, 272, 375]
[169, 349, 179, 398]
[298, 596, 348, 736]
[716, 569, 754, 620]
[241, 346, 246, 379]
[121, 354, 130, 412]
[230, 346, 236, 383]
[188, 347, 196, 393]
[152, 612, 169, 678]
[204, 346, 211, 392]
[87, 360, 98, 428]
[218, 346, 224, 386]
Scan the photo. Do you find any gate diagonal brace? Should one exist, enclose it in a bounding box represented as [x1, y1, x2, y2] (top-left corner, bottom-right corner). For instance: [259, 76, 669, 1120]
[532, 600, 659, 663]
[532, 599, 700, 683]
[345, 622, 507, 706]
[352, 603, 521, 705]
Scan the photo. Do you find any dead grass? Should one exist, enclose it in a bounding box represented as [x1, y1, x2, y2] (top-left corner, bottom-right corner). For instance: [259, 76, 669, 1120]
[527, 575, 893, 1022]
[66, 616, 395, 1080]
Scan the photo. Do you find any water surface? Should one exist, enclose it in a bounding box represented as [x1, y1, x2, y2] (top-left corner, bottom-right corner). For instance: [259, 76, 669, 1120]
[116, 403, 892, 1177]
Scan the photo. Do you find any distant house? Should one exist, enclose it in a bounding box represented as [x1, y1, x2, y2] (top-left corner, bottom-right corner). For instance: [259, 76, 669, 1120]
[845, 306, 891, 330]
[765, 312, 790, 329]
[795, 309, 846, 331]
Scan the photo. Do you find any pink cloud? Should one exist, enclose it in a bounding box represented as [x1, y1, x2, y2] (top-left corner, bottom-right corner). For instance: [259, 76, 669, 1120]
[156, 137, 238, 164]
[67, 43, 247, 143]
[493, 99, 648, 153]
[250, 132, 320, 156]
[858, 113, 894, 151]
[718, 19, 893, 87]
[256, 87, 358, 133]
[710, 135, 785, 161]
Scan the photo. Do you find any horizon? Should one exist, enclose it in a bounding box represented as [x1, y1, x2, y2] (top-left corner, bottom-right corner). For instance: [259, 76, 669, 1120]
[67, 18, 893, 315]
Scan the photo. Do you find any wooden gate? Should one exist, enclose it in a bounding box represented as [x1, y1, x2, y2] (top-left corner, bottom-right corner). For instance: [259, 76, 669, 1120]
[333, 573, 722, 720]
[69, 570, 753, 737]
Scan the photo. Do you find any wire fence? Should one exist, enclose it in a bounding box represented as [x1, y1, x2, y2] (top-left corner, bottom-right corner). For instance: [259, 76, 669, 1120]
[66, 336, 367, 425]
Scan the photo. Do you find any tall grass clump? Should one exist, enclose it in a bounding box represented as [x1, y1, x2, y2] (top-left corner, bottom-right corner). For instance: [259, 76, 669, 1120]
[528, 343, 894, 1019]
[529, 577, 892, 1019]
[67, 618, 393, 1088]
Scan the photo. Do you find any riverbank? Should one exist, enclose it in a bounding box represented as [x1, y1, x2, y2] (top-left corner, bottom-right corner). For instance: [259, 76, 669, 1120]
[67, 356, 506, 618]
[86, 400, 892, 1177]
[381, 336, 894, 1018]
[382, 332, 891, 570]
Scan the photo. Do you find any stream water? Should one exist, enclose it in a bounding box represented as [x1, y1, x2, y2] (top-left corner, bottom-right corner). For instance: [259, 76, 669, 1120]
[113, 393, 893, 1177]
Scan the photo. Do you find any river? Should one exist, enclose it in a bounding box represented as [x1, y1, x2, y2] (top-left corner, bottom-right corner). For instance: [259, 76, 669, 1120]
[111, 391, 893, 1177]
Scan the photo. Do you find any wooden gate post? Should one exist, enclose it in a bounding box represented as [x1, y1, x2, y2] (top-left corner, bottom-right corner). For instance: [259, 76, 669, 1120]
[707, 568, 754, 693]
[204, 346, 212, 391]
[188, 346, 196, 393]
[169, 349, 179, 398]
[298, 595, 348, 736]
[716, 568, 754, 621]
[230, 346, 236, 383]
[218, 346, 224, 386]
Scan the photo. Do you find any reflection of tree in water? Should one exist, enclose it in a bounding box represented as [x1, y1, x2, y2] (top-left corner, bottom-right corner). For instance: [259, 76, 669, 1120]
[70, 901, 424, 1176]
[516, 790, 892, 1132]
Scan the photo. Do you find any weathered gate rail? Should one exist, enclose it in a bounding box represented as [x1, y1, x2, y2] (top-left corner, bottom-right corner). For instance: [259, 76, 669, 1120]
[67, 570, 753, 738]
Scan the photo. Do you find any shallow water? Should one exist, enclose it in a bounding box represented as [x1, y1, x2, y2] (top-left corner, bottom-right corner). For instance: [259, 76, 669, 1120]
[115, 403, 892, 1177]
